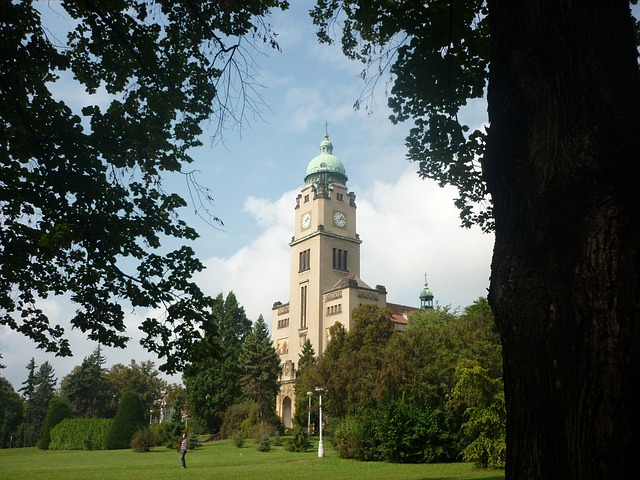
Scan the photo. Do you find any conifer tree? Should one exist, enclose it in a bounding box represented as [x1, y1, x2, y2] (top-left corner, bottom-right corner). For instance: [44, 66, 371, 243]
[239, 316, 281, 423]
[298, 339, 316, 375]
[24, 362, 58, 447]
[19, 358, 37, 446]
[183, 292, 252, 434]
[61, 346, 114, 418]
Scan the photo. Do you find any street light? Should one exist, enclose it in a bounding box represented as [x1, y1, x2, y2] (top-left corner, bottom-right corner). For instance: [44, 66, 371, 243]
[315, 387, 325, 458]
[306, 391, 314, 435]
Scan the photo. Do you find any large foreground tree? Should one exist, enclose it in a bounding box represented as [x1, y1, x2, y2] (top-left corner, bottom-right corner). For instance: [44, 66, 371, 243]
[0, 0, 288, 373]
[312, 1, 640, 478]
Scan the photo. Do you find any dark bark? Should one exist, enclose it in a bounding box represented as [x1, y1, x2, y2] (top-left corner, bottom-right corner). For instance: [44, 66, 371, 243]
[484, 1, 640, 478]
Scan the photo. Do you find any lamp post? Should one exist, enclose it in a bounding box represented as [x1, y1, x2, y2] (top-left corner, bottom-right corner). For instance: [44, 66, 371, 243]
[315, 387, 325, 458]
[306, 391, 313, 435]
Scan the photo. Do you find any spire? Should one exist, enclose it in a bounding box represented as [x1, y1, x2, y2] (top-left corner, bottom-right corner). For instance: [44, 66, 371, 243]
[419, 273, 434, 310]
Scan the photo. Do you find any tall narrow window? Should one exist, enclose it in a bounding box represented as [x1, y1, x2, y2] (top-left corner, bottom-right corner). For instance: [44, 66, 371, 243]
[300, 285, 307, 329]
[299, 249, 310, 272]
[332, 248, 348, 270]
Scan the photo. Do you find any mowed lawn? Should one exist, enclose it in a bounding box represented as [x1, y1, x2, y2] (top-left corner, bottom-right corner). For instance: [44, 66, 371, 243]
[0, 439, 505, 480]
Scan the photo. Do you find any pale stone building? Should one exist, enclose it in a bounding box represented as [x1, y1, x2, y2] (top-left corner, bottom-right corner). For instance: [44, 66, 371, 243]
[271, 132, 434, 428]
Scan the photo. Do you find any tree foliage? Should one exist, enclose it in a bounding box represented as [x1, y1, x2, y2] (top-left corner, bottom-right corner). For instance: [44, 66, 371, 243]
[106, 359, 166, 414]
[0, 376, 23, 448]
[301, 300, 502, 463]
[60, 346, 115, 418]
[239, 315, 281, 424]
[37, 397, 73, 450]
[452, 362, 506, 469]
[0, 0, 289, 374]
[18, 357, 37, 446]
[312, 0, 491, 230]
[183, 291, 252, 434]
[104, 390, 147, 450]
[20, 360, 58, 446]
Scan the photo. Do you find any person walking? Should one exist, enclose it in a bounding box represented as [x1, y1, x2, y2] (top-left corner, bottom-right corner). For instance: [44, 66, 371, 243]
[180, 433, 188, 468]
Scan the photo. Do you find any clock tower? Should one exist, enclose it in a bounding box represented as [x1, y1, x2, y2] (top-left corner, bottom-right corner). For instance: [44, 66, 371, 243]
[272, 132, 391, 427]
[274, 131, 361, 355]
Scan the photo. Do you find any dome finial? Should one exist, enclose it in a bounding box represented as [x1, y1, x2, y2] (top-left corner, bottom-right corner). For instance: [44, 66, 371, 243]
[324, 120, 329, 136]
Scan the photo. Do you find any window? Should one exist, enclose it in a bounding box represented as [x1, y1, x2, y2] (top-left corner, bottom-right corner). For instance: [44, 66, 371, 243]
[336, 193, 343, 201]
[304, 194, 309, 203]
[332, 248, 348, 270]
[299, 249, 310, 272]
[277, 318, 289, 329]
[300, 285, 307, 329]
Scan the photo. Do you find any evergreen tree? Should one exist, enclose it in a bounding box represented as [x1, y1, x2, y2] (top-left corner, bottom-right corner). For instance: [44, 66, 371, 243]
[61, 346, 115, 418]
[298, 339, 316, 374]
[240, 316, 281, 423]
[163, 394, 186, 448]
[19, 357, 37, 399]
[19, 357, 37, 446]
[30, 362, 58, 444]
[293, 339, 317, 428]
[104, 390, 147, 450]
[183, 292, 252, 433]
[37, 398, 73, 450]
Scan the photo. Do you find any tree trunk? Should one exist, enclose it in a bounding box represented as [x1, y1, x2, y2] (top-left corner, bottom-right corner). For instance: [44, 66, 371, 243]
[484, 1, 640, 478]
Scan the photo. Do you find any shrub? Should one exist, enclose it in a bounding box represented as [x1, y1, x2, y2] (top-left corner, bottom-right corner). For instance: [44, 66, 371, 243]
[334, 412, 379, 461]
[37, 398, 73, 450]
[285, 426, 312, 452]
[231, 431, 244, 448]
[221, 401, 260, 439]
[148, 421, 165, 446]
[131, 427, 156, 452]
[257, 435, 271, 452]
[251, 421, 279, 444]
[49, 418, 112, 450]
[221, 400, 283, 442]
[104, 391, 147, 450]
[373, 398, 450, 463]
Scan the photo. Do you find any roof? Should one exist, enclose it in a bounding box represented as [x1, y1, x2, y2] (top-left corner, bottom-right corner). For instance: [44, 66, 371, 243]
[332, 274, 372, 290]
[305, 133, 347, 180]
[386, 302, 418, 325]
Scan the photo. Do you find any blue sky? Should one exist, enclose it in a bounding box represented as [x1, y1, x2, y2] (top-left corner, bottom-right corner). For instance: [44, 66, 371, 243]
[0, 1, 495, 388]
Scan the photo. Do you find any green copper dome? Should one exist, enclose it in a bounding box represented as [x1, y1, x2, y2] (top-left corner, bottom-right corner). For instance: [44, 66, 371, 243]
[420, 285, 433, 298]
[305, 133, 347, 180]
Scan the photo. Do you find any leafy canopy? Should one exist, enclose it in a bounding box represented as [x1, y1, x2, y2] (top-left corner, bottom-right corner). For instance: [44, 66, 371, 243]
[312, 0, 491, 230]
[0, 0, 288, 373]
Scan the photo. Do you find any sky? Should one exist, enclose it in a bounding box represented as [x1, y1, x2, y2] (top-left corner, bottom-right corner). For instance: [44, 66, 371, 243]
[0, 1, 495, 389]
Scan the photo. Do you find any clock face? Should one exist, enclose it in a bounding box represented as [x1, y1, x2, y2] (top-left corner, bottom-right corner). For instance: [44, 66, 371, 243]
[333, 211, 347, 228]
[301, 212, 311, 229]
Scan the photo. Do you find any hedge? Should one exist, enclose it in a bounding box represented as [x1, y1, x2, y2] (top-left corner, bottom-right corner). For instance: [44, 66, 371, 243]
[49, 418, 113, 450]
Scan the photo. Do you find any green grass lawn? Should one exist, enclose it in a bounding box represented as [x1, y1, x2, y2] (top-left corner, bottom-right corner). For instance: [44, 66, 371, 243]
[0, 439, 505, 480]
